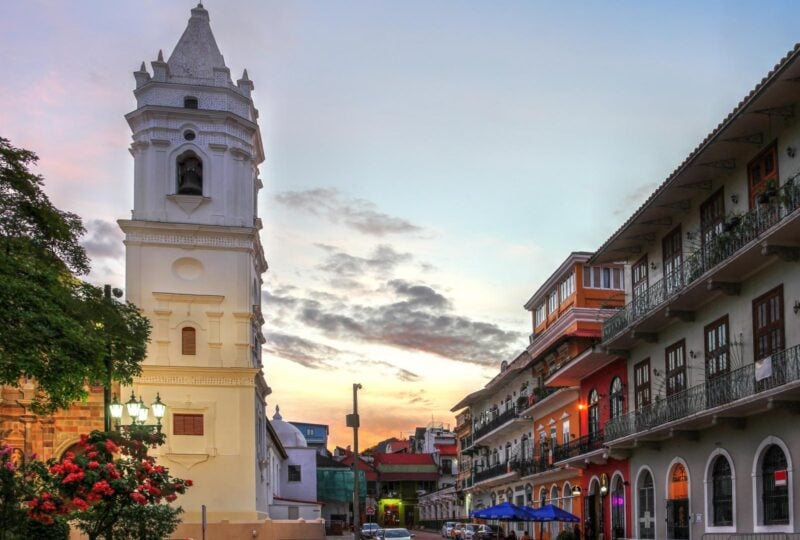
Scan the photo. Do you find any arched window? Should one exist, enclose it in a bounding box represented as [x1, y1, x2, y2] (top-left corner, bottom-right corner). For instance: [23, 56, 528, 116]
[711, 456, 733, 526]
[762, 445, 789, 525]
[610, 377, 624, 420]
[550, 485, 561, 536]
[525, 484, 533, 505]
[588, 389, 600, 438]
[611, 475, 626, 538]
[638, 470, 655, 539]
[521, 435, 530, 460]
[181, 327, 196, 355]
[562, 482, 572, 514]
[539, 487, 547, 507]
[504, 443, 511, 463]
[184, 96, 198, 109]
[491, 449, 499, 466]
[176, 151, 203, 195]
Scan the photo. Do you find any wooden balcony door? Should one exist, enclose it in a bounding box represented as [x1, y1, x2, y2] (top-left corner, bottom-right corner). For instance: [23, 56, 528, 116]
[748, 143, 779, 208]
[662, 226, 683, 295]
[631, 255, 648, 317]
[705, 316, 730, 407]
[753, 285, 785, 361]
[665, 340, 687, 397]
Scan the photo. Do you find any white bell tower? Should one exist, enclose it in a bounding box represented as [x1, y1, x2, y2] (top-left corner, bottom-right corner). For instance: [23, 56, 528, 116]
[119, 3, 271, 522]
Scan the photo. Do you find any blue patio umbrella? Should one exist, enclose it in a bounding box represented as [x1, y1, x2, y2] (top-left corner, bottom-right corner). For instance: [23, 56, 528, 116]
[472, 501, 537, 539]
[471, 501, 533, 521]
[525, 504, 580, 522]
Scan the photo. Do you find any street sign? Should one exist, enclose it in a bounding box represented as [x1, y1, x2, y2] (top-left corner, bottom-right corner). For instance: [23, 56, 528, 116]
[366, 506, 375, 515]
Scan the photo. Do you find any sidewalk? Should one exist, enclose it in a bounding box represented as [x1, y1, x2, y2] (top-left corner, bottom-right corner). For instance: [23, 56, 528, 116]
[326, 534, 354, 540]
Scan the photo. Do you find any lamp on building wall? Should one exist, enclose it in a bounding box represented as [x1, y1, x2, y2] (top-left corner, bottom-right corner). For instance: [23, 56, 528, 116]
[650, 261, 658, 271]
[730, 193, 739, 204]
[794, 300, 800, 315]
[787, 146, 796, 158]
[571, 485, 582, 497]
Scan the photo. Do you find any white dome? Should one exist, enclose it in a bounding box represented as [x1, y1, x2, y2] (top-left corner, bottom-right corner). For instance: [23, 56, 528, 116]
[271, 406, 307, 448]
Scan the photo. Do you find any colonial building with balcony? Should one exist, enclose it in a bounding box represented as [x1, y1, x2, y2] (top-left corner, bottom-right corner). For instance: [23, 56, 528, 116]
[451, 351, 538, 527]
[524, 252, 626, 540]
[591, 43, 800, 539]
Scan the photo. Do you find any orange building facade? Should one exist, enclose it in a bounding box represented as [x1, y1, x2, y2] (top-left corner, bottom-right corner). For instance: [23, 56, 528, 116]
[452, 252, 625, 539]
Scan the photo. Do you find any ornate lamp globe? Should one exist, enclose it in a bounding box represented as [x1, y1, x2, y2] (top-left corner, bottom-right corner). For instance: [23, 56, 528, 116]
[137, 396, 149, 424]
[109, 394, 124, 420]
[151, 393, 167, 419]
[126, 391, 141, 419]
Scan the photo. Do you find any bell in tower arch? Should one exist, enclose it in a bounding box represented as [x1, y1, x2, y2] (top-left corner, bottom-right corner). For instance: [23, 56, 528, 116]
[177, 153, 203, 196]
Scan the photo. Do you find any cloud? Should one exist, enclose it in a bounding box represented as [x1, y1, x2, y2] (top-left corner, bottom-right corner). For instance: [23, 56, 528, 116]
[275, 188, 423, 236]
[293, 278, 522, 366]
[397, 369, 421, 383]
[316, 243, 412, 278]
[81, 219, 123, 259]
[263, 332, 339, 369]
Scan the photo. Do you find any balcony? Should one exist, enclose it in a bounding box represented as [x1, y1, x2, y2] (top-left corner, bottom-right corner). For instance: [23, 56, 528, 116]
[552, 433, 605, 465]
[603, 183, 800, 347]
[605, 343, 800, 444]
[472, 406, 518, 444]
[473, 462, 514, 484]
[513, 456, 556, 478]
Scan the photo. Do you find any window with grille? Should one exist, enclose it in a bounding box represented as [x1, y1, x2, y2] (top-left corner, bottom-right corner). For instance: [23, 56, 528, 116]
[288, 465, 302, 482]
[634, 359, 651, 410]
[762, 445, 789, 525]
[638, 471, 655, 539]
[184, 96, 198, 109]
[609, 376, 624, 420]
[711, 456, 733, 526]
[181, 327, 197, 355]
[173, 413, 203, 436]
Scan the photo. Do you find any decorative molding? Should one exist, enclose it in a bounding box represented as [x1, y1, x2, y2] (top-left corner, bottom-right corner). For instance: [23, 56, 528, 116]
[152, 292, 224, 304]
[125, 231, 253, 250]
[135, 374, 255, 387]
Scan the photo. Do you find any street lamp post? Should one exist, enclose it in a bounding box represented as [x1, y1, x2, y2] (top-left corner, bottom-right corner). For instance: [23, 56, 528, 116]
[347, 383, 363, 530]
[114, 391, 166, 432]
[102, 285, 123, 432]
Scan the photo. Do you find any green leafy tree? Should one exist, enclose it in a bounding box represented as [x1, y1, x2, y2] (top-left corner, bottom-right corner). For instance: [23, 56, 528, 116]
[0, 137, 150, 413]
[113, 504, 184, 540]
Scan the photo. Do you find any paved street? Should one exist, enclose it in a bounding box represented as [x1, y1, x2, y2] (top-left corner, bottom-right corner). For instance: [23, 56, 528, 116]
[326, 530, 441, 540]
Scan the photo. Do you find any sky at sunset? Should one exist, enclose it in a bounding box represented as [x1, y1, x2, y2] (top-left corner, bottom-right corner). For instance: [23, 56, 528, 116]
[2, 1, 800, 449]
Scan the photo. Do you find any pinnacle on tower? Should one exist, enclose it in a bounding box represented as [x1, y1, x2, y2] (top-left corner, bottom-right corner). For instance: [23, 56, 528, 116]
[157, 49, 164, 62]
[167, 3, 228, 82]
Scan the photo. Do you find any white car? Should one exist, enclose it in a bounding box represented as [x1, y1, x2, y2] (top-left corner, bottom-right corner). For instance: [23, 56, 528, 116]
[372, 528, 414, 540]
[442, 522, 457, 537]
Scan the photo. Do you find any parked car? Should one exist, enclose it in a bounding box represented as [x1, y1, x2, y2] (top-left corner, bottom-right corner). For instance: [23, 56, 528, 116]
[474, 524, 495, 540]
[371, 528, 414, 540]
[361, 523, 380, 539]
[441, 521, 457, 537]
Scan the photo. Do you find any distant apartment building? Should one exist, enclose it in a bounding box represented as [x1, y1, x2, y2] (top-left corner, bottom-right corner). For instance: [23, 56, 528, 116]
[290, 421, 330, 456]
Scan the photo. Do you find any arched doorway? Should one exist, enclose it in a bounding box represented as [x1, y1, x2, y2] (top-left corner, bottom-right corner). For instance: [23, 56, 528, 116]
[637, 469, 655, 539]
[610, 475, 625, 539]
[667, 462, 690, 539]
[584, 478, 603, 540]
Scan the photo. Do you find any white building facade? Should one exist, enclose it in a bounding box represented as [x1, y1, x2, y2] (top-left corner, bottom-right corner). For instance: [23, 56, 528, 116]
[118, 3, 271, 524]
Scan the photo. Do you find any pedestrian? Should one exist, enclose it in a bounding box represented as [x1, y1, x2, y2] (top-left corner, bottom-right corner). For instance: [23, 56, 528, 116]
[506, 530, 517, 540]
[573, 524, 581, 540]
[520, 531, 531, 540]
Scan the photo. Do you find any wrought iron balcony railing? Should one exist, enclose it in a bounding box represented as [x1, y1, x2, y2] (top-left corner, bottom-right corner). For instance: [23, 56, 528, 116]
[603, 181, 800, 342]
[473, 462, 512, 483]
[512, 456, 556, 478]
[605, 343, 800, 441]
[552, 432, 604, 462]
[472, 406, 518, 441]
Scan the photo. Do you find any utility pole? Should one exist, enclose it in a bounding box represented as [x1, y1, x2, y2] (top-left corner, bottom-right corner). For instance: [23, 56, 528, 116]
[347, 383, 363, 531]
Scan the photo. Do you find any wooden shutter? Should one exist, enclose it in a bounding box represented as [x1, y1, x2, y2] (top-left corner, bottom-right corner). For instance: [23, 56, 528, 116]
[181, 327, 196, 355]
[174, 413, 203, 436]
